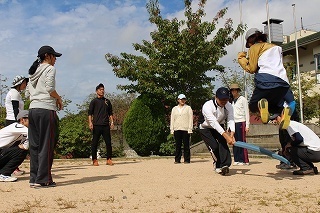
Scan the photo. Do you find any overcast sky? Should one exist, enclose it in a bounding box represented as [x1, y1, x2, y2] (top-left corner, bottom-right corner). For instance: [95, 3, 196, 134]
[1, 0, 320, 115]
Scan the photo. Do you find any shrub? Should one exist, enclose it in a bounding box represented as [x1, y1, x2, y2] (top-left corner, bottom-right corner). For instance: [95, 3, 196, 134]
[57, 111, 92, 158]
[123, 94, 167, 156]
[159, 134, 175, 156]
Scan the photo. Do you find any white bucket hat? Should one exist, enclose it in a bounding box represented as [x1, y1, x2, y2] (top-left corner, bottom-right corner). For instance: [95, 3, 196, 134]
[11, 75, 28, 88]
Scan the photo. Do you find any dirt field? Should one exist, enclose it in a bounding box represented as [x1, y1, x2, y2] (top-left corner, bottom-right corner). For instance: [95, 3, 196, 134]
[1, 157, 320, 213]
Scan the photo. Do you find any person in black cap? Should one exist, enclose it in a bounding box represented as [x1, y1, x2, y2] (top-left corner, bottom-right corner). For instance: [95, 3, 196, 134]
[5, 75, 28, 126]
[238, 28, 291, 130]
[27, 45, 62, 188]
[198, 87, 235, 175]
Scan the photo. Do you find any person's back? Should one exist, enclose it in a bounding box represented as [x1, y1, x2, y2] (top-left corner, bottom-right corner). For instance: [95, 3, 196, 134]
[28, 63, 57, 110]
[0, 122, 28, 150]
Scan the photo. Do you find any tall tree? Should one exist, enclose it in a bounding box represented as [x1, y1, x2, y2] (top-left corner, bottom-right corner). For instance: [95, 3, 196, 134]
[105, 0, 245, 110]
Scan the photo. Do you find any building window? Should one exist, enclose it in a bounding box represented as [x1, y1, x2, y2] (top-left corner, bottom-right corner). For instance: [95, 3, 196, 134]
[316, 54, 320, 71]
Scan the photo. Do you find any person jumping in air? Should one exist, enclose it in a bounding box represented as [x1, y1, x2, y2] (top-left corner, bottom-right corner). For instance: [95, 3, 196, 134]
[238, 28, 292, 129]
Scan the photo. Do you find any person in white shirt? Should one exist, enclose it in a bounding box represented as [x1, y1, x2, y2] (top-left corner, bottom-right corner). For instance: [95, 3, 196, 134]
[170, 94, 193, 164]
[5, 75, 28, 126]
[274, 116, 320, 175]
[230, 84, 250, 166]
[198, 87, 235, 175]
[0, 110, 29, 182]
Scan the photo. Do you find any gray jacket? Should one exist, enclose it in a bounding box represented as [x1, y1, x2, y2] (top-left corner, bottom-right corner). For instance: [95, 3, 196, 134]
[28, 63, 57, 111]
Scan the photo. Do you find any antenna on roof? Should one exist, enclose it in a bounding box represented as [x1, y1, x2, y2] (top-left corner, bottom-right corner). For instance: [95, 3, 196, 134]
[301, 17, 304, 30]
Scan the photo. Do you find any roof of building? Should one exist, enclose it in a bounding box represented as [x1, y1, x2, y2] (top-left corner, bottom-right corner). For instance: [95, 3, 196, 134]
[282, 31, 320, 52]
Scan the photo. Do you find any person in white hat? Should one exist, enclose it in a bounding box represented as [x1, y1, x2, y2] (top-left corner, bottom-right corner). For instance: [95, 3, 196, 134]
[5, 75, 28, 126]
[238, 28, 291, 130]
[170, 94, 193, 164]
[4, 75, 28, 176]
[229, 83, 250, 166]
[0, 110, 29, 182]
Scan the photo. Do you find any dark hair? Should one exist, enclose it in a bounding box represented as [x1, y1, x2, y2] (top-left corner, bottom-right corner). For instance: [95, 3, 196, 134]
[247, 32, 268, 46]
[28, 54, 46, 75]
[96, 83, 104, 91]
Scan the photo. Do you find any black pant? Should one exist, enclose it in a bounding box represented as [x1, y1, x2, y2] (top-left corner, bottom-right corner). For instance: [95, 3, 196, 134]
[249, 87, 289, 114]
[174, 130, 190, 163]
[29, 109, 59, 184]
[92, 125, 112, 160]
[0, 147, 28, 176]
[199, 128, 231, 168]
[289, 146, 320, 170]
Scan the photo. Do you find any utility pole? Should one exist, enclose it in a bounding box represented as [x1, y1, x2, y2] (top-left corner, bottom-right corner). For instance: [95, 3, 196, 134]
[292, 4, 304, 123]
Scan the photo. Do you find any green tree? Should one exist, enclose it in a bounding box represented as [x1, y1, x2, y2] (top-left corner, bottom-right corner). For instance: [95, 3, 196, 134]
[105, 0, 245, 111]
[123, 94, 167, 156]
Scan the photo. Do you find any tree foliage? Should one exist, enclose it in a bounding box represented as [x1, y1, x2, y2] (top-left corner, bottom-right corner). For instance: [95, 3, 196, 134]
[105, 0, 245, 111]
[123, 94, 167, 156]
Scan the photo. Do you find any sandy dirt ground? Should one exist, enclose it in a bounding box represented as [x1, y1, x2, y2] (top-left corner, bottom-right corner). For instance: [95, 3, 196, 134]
[1, 157, 320, 213]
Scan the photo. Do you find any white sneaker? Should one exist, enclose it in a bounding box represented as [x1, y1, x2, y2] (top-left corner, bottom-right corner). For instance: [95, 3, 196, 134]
[0, 174, 17, 182]
[233, 162, 244, 166]
[215, 168, 222, 174]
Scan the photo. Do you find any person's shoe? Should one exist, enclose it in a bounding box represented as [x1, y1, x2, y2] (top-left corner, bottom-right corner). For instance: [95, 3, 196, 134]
[233, 162, 244, 166]
[93, 159, 99, 166]
[221, 166, 230, 175]
[106, 159, 114, 166]
[184, 161, 190, 164]
[12, 168, 25, 176]
[0, 174, 17, 182]
[215, 168, 222, 174]
[276, 162, 297, 170]
[33, 182, 57, 188]
[258, 98, 269, 124]
[279, 107, 291, 130]
[174, 161, 181, 164]
[292, 169, 315, 175]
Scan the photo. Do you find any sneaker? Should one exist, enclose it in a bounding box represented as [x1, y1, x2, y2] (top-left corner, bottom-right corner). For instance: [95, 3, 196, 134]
[244, 163, 250, 166]
[33, 182, 57, 188]
[233, 162, 244, 166]
[12, 168, 25, 176]
[174, 161, 181, 164]
[258, 98, 269, 124]
[276, 162, 297, 170]
[221, 166, 230, 175]
[0, 174, 17, 182]
[293, 169, 315, 175]
[215, 168, 222, 174]
[93, 159, 99, 166]
[279, 107, 291, 130]
[106, 159, 114, 166]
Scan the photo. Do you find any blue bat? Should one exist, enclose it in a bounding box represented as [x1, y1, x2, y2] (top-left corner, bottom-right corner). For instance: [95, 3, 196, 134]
[234, 141, 290, 165]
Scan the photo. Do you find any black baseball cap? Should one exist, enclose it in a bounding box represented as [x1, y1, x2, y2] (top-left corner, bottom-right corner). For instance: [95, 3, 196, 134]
[216, 87, 230, 99]
[37, 45, 62, 57]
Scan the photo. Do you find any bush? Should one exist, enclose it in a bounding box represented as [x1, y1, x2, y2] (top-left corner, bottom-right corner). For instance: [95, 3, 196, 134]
[159, 134, 175, 156]
[57, 112, 92, 158]
[123, 94, 167, 156]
